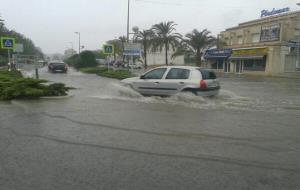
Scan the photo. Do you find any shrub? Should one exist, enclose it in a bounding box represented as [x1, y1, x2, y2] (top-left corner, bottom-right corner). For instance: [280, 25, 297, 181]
[74, 51, 97, 69]
[65, 54, 79, 66]
[97, 69, 135, 80]
[79, 67, 106, 74]
[0, 69, 72, 100]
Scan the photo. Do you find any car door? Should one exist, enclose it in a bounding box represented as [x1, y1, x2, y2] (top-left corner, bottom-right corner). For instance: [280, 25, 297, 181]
[158, 68, 191, 95]
[132, 68, 167, 95]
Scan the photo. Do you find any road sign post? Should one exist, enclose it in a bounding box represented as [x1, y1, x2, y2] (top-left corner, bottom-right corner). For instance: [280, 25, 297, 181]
[103, 44, 114, 71]
[1, 37, 16, 71]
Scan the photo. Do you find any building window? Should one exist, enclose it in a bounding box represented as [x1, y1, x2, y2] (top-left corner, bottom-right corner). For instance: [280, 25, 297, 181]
[224, 38, 229, 46]
[243, 59, 266, 71]
[237, 36, 243, 44]
[230, 38, 234, 45]
[251, 33, 260, 43]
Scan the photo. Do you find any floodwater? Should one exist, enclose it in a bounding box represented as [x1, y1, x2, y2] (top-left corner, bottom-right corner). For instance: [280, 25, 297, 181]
[0, 67, 300, 190]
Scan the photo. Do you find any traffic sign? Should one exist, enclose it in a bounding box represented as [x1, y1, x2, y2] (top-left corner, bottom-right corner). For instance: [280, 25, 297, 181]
[1, 37, 15, 50]
[14, 43, 24, 53]
[103, 44, 114, 54]
[123, 43, 141, 56]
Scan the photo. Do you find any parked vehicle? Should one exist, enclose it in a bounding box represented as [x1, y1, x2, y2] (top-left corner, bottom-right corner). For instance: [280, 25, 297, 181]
[48, 61, 68, 73]
[121, 66, 220, 96]
[125, 62, 143, 69]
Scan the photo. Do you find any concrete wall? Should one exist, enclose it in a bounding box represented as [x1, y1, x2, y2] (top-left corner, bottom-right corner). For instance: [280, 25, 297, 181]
[146, 50, 184, 66]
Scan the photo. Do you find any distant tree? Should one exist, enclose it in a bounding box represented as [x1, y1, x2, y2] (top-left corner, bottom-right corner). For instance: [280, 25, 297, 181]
[152, 21, 182, 65]
[0, 16, 43, 65]
[72, 51, 97, 69]
[184, 29, 216, 66]
[135, 29, 154, 68]
[118, 36, 127, 62]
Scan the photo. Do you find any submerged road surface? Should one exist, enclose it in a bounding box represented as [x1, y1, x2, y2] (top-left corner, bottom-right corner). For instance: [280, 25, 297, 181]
[0, 67, 300, 190]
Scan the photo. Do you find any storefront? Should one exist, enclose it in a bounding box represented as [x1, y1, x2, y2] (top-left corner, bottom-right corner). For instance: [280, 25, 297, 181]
[204, 49, 232, 72]
[230, 47, 268, 73]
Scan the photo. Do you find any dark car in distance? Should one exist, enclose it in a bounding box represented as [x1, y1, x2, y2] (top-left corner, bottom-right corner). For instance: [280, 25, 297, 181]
[48, 61, 68, 73]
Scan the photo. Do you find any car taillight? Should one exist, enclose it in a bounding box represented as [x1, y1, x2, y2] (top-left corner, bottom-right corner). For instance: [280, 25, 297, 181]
[200, 80, 207, 89]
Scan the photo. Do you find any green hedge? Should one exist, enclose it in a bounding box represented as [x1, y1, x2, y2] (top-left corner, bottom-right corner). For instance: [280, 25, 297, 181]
[97, 69, 134, 80]
[65, 51, 97, 69]
[0, 70, 71, 100]
[79, 67, 134, 80]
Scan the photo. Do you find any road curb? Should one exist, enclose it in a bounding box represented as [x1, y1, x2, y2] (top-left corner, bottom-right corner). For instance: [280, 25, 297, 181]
[40, 94, 74, 99]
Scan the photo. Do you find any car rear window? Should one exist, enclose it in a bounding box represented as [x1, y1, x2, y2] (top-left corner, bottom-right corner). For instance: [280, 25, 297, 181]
[51, 63, 65, 66]
[166, 68, 190, 79]
[198, 69, 216, 80]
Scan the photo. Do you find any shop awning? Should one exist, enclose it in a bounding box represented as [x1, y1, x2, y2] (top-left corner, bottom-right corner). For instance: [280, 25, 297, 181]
[230, 55, 265, 60]
[204, 48, 232, 60]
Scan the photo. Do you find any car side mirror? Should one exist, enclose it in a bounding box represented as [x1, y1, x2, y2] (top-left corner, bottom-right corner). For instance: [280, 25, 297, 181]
[140, 75, 145, 79]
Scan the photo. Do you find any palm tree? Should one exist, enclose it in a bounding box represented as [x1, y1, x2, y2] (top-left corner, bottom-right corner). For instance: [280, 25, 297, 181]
[152, 21, 182, 65]
[118, 36, 127, 62]
[184, 29, 216, 66]
[135, 29, 154, 68]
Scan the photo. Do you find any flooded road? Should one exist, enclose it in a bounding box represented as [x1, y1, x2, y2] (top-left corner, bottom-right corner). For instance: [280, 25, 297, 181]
[1, 67, 300, 190]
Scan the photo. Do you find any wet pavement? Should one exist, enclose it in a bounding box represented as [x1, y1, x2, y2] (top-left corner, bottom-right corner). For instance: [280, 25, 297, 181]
[0, 67, 300, 190]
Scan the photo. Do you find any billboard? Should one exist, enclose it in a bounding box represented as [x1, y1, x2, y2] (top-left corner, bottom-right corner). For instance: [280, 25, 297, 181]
[260, 24, 281, 42]
[123, 43, 141, 56]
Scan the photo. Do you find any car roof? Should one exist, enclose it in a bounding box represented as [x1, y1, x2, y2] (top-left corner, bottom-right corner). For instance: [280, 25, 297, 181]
[49, 61, 65, 64]
[155, 66, 203, 70]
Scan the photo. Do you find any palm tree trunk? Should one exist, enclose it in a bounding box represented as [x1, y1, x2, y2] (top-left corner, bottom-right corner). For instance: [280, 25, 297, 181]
[144, 45, 147, 69]
[165, 43, 168, 65]
[196, 49, 201, 67]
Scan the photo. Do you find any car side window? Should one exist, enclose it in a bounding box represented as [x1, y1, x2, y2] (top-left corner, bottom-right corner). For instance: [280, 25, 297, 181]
[166, 68, 190, 79]
[198, 69, 216, 79]
[143, 68, 167, 79]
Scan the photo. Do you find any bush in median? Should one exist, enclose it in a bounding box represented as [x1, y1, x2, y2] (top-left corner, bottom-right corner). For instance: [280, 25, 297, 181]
[79, 66, 135, 80]
[0, 70, 72, 100]
[65, 51, 97, 69]
[97, 69, 135, 80]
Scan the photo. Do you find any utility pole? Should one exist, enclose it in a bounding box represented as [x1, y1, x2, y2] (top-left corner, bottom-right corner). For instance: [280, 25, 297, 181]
[127, 0, 130, 42]
[75, 32, 81, 54]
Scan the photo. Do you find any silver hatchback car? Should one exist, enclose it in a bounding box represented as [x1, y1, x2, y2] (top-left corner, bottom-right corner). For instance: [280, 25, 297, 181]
[121, 66, 220, 96]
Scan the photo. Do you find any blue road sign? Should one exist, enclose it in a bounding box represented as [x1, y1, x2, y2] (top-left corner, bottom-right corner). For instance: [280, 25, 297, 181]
[1, 37, 15, 49]
[103, 44, 114, 54]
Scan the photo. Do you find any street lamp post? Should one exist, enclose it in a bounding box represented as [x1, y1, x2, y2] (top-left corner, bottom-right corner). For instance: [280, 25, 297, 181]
[127, 0, 130, 42]
[69, 42, 74, 55]
[74, 32, 81, 54]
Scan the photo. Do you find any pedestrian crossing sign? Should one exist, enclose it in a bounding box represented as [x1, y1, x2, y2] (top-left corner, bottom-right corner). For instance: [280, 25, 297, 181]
[1, 37, 15, 50]
[103, 44, 114, 55]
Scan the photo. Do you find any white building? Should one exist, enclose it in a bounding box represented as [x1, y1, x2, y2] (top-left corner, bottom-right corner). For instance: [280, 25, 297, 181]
[144, 48, 184, 66]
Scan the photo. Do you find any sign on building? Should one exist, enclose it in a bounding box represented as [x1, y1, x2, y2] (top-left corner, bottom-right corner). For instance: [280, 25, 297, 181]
[204, 49, 232, 60]
[260, 24, 281, 42]
[1, 37, 15, 50]
[232, 48, 268, 57]
[260, 7, 290, 18]
[123, 43, 141, 56]
[103, 44, 114, 54]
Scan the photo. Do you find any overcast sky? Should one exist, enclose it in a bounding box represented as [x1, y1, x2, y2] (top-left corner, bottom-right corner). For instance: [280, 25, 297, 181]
[0, 0, 299, 54]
